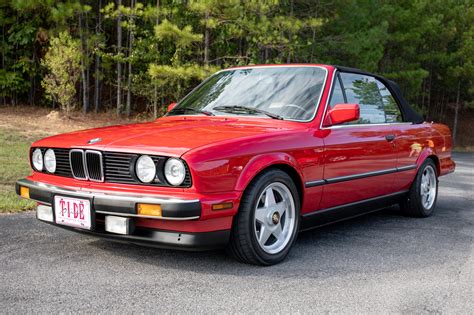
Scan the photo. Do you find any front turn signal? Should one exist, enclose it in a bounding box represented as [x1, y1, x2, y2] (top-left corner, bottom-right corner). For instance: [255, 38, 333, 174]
[212, 202, 233, 211]
[20, 186, 30, 199]
[137, 203, 162, 217]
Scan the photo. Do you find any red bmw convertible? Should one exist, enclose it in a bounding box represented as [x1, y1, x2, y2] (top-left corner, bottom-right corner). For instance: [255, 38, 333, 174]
[16, 64, 455, 265]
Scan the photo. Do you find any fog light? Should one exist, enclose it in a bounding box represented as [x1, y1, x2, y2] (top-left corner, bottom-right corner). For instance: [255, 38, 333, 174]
[105, 216, 131, 235]
[137, 203, 162, 217]
[20, 186, 30, 199]
[37, 205, 53, 222]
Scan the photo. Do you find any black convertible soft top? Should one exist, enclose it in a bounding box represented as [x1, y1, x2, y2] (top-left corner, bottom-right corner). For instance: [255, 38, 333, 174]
[335, 66, 424, 124]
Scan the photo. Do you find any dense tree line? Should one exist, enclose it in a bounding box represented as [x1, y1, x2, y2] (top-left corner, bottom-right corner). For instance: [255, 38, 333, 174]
[0, 0, 472, 141]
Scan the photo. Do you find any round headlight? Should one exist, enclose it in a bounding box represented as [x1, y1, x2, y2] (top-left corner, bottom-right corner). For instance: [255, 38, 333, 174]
[135, 155, 156, 183]
[32, 148, 43, 171]
[164, 158, 186, 186]
[44, 149, 56, 173]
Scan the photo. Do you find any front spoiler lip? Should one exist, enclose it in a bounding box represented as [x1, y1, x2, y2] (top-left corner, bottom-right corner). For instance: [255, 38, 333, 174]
[45, 221, 230, 251]
[16, 178, 201, 220]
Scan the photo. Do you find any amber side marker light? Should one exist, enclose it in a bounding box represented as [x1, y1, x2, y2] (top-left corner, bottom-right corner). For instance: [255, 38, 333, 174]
[20, 186, 30, 199]
[137, 203, 162, 217]
[212, 202, 233, 211]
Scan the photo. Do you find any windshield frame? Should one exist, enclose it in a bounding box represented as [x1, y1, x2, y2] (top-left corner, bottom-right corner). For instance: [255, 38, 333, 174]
[166, 65, 329, 123]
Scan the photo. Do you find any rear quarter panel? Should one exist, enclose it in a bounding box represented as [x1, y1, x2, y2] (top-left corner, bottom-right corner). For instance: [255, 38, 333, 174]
[392, 122, 455, 192]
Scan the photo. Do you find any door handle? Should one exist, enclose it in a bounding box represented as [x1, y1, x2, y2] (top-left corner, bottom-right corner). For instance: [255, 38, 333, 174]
[385, 134, 396, 142]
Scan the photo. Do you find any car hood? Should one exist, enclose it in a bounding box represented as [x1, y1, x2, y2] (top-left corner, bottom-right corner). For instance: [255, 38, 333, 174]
[33, 116, 302, 157]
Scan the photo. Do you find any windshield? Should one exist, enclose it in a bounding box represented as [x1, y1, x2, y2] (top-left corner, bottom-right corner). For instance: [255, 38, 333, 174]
[168, 66, 327, 121]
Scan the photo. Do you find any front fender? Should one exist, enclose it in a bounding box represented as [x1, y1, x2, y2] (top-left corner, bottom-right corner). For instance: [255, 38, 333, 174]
[234, 152, 303, 192]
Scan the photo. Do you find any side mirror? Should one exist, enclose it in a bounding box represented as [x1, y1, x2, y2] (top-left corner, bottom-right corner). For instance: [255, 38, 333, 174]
[167, 102, 177, 112]
[324, 103, 360, 126]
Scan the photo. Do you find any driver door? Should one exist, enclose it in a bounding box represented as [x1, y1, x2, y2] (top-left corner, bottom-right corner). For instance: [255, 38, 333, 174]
[319, 72, 399, 209]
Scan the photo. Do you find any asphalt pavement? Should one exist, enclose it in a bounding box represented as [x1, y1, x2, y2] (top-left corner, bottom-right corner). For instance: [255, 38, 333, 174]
[1, 153, 472, 313]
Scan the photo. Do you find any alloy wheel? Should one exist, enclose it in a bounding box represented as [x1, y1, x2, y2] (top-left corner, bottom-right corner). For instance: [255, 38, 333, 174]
[253, 182, 296, 254]
[420, 165, 437, 209]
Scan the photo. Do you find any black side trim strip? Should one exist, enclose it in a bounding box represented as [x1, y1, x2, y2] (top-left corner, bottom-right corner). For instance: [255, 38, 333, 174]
[305, 180, 326, 187]
[300, 190, 408, 231]
[305, 165, 417, 188]
[397, 164, 418, 172]
[326, 168, 397, 184]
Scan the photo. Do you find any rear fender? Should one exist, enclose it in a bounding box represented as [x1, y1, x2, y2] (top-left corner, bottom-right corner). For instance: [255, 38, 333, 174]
[416, 147, 439, 174]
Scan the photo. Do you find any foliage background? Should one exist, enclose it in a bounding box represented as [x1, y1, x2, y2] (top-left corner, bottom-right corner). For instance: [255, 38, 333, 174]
[0, 0, 473, 144]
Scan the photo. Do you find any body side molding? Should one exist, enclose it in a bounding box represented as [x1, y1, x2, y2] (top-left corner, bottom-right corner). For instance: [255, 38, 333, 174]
[305, 165, 417, 188]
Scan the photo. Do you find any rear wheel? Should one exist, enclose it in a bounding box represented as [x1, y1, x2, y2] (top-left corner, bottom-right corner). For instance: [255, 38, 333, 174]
[400, 159, 438, 217]
[227, 169, 300, 265]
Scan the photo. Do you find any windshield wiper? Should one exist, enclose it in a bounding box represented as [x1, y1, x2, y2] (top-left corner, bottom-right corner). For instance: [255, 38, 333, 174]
[170, 107, 215, 116]
[213, 105, 284, 120]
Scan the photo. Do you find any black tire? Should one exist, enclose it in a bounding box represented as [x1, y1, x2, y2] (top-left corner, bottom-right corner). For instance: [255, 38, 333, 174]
[226, 169, 301, 266]
[400, 159, 439, 217]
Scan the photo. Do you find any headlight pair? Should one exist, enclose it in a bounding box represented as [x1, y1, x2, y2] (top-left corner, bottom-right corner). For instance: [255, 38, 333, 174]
[135, 155, 186, 186]
[32, 148, 56, 173]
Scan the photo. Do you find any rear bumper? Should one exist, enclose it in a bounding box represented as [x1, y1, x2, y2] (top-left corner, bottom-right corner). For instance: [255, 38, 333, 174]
[440, 156, 456, 176]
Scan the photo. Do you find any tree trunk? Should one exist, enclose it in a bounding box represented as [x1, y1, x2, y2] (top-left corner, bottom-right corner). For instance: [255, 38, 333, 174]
[421, 78, 426, 113]
[452, 80, 461, 147]
[156, 0, 160, 25]
[287, 0, 294, 63]
[116, 0, 123, 116]
[30, 74, 36, 106]
[79, 11, 88, 113]
[29, 50, 36, 106]
[426, 64, 433, 119]
[125, 0, 135, 117]
[153, 87, 158, 119]
[94, 0, 102, 113]
[437, 92, 445, 122]
[1, 30, 3, 105]
[85, 10, 90, 113]
[153, 0, 160, 119]
[204, 10, 209, 65]
[109, 84, 113, 109]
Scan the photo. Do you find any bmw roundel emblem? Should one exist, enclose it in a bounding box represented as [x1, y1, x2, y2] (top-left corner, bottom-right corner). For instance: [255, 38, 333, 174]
[88, 137, 102, 144]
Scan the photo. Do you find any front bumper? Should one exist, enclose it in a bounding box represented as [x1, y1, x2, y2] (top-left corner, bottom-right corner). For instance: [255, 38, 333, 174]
[16, 178, 232, 250]
[16, 178, 201, 220]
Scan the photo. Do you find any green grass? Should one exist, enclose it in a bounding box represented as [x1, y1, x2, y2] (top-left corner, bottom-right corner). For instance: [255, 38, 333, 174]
[0, 129, 36, 213]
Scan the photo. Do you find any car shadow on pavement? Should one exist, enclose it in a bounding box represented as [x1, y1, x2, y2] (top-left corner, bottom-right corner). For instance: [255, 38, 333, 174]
[87, 200, 471, 278]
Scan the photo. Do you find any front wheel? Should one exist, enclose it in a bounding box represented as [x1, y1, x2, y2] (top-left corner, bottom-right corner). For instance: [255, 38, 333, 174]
[227, 169, 300, 265]
[400, 159, 438, 217]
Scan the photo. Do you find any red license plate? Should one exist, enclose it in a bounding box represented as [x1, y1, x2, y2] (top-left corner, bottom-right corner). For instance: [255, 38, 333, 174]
[54, 196, 91, 230]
